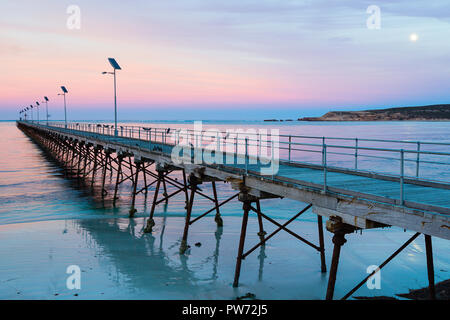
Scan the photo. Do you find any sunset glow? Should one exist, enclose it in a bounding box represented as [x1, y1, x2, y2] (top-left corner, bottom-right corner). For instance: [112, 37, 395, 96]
[1, 1, 450, 120]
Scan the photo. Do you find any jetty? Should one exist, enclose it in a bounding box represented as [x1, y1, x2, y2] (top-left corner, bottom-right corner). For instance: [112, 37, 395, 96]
[16, 120, 450, 300]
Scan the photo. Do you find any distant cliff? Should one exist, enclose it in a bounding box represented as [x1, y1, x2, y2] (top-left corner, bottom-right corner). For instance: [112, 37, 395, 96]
[299, 105, 450, 121]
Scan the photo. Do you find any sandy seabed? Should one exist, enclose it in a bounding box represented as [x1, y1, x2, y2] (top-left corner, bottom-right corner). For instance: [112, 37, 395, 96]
[0, 216, 449, 300]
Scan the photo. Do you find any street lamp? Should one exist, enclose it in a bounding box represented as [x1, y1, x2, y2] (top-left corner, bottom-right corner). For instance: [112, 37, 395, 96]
[42, 96, 49, 125]
[102, 57, 122, 136]
[58, 86, 68, 128]
[30, 105, 34, 122]
[35, 101, 40, 122]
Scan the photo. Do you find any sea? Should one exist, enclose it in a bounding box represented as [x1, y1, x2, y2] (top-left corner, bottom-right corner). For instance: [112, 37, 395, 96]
[0, 120, 449, 299]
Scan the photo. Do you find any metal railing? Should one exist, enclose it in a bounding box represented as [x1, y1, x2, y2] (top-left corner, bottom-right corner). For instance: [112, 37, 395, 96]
[22, 120, 450, 208]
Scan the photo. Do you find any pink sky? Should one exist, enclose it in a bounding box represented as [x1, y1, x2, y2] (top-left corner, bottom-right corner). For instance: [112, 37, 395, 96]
[1, 1, 450, 120]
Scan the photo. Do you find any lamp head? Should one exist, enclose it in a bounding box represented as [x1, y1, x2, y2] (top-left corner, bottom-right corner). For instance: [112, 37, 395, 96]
[108, 58, 121, 70]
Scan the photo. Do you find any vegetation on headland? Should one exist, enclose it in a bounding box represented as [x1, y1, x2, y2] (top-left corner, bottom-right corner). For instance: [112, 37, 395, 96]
[298, 104, 450, 121]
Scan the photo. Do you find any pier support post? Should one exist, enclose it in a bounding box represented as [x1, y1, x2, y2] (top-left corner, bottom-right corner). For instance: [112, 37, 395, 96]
[128, 156, 135, 185]
[144, 169, 164, 233]
[76, 142, 83, 176]
[255, 200, 266, 242]
[180, 175, 199, 254]
[326, 231, 346, 300]
[182, 169, 189, 210]
[424, 234, 436, 300]
[65, 140, 70, 164]
[162, 174, 168, 200]
[325, 218, 356, 300]
[317, 215, 327, 273]
[233, 194, 252, 287]
[113, 153, 124, 205]
[142, 164, 148, 195]
[78, 143, 84, 176]
[129, 161, 142, 218]
[101, 150, 111, 197]
[82, 144, 89, 178]
[69, 141, 77, 171]
[91, 146, 99, 186]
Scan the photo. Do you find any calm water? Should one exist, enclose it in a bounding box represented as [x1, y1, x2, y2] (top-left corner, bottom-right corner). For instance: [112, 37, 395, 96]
[1, 120, 449, 225]
[0, 120, 449, 299]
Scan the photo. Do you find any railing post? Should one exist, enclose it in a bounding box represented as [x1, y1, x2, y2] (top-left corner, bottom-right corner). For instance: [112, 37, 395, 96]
[245, 138, 249, 175]
[195, 132, 198, 149]
[416, 142, 421, 178]
[217, 133, 220, 153]
[400, 149, 404, 205]
[355, 138, 358, 170]
[271, 140, 275, 179]
[323, 144, 327, 193]
[288, 135, 292, 163]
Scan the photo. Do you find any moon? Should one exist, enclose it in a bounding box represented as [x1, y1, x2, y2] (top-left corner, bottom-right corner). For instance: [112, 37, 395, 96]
[409, 33, 419, 42]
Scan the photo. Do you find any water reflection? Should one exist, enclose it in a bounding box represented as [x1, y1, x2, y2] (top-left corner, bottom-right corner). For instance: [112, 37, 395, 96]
[74, 214, 227, 296]
[258, 245, 267, 282]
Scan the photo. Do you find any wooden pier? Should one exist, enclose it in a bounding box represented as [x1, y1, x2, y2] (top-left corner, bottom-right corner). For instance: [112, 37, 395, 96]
[16, 120, 450, 300]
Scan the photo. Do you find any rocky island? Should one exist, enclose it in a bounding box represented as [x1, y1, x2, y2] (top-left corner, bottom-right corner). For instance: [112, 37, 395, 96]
[299, 104, 450, 121]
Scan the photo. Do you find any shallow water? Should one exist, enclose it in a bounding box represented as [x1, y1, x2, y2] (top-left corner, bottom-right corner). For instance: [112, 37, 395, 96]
[1, 217, 449, 299]
[0, 120, 449, 299]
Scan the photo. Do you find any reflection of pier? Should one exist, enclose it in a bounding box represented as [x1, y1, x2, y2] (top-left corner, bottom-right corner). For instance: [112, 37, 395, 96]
[75, 216, 227, 294]
[17, 121, 450, 300]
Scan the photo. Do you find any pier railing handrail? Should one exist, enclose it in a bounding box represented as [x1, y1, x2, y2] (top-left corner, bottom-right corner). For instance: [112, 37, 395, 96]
[43, 121, 450, 145]
[30, 120, 450, 164]
[20, 120, 450, 213]
[41, 121, 450, 156]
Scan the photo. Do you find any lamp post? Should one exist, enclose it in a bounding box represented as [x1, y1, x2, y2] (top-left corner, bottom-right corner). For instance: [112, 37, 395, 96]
[43, 96, 49, 125]
[102, 58, 122, 136]
[58, 86, 68, 128]
[30, 105, 34, 122]
[35, 101, 40, 122]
